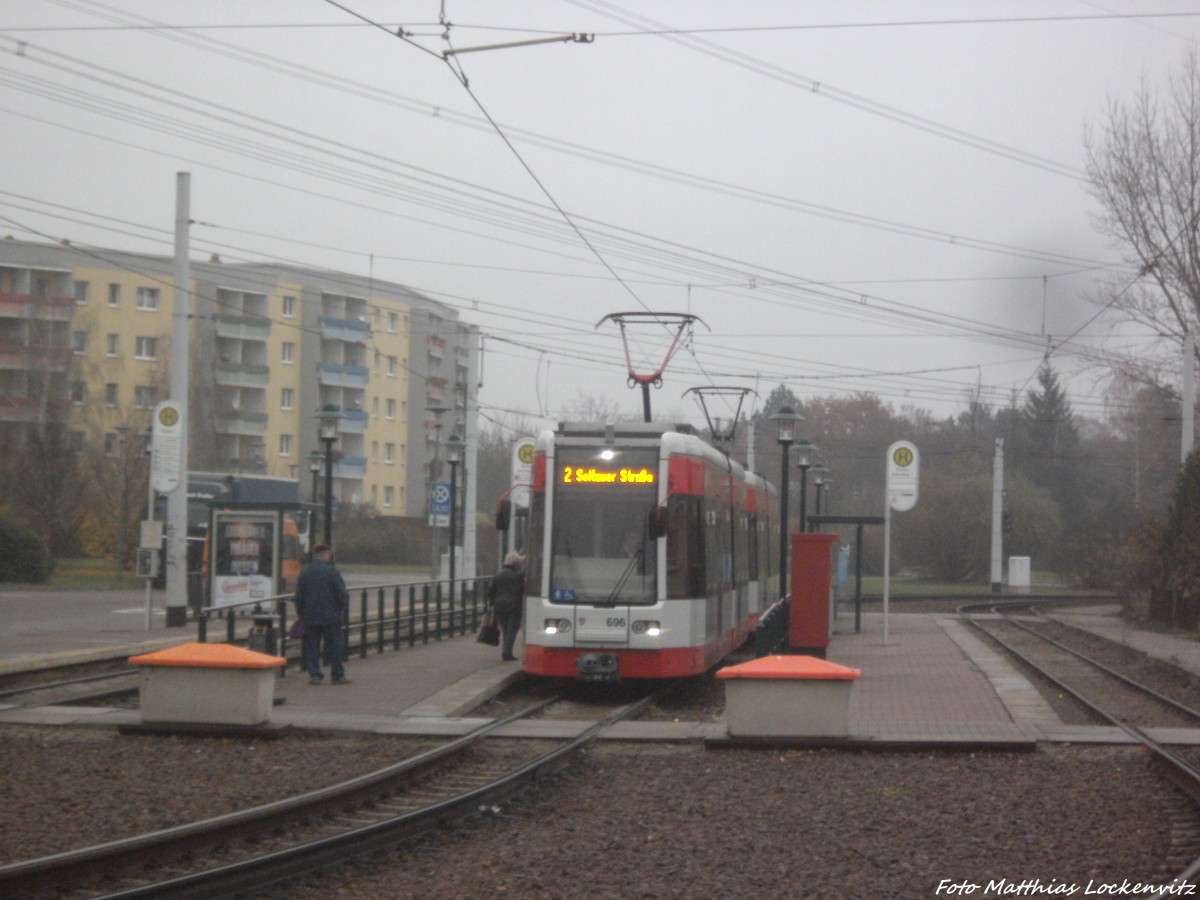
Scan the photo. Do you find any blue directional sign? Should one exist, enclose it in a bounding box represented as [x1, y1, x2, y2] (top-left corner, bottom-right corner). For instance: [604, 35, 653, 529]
[429, 481, 451, 526]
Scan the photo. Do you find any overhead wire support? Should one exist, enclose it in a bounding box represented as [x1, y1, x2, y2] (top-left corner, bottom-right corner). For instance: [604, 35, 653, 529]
[442, 33, 594, 58]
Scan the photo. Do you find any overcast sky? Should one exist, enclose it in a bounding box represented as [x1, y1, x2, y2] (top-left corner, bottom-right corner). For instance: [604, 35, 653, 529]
[4, 1, 1199, 436]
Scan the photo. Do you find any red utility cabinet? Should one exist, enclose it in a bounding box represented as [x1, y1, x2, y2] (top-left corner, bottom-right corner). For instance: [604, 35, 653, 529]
[789, 532, 840, 656]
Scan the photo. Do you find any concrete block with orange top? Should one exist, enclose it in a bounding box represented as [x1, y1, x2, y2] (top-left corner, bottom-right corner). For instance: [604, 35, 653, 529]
[129, 642, 286, 726]
[716, 654, 861, 738]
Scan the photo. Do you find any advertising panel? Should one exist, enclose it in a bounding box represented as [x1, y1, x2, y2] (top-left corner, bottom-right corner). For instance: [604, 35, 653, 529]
[209, 510, 280, 609]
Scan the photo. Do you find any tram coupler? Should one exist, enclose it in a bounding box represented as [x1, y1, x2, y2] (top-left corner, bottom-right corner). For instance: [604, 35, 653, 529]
[577, 652, 620, 683]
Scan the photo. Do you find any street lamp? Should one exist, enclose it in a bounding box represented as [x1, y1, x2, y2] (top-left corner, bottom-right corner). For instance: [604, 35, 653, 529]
[769, 405, 803, 599]
[308, 450, 323, 505]
[812, 464, 831, 522]
[316, 404, 341, 546]
[795, 439, 817, 534]
[445, 431, 465, 603]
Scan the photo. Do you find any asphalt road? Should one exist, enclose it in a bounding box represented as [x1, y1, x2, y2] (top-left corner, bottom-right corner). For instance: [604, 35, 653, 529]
[0, 571, 431, 667]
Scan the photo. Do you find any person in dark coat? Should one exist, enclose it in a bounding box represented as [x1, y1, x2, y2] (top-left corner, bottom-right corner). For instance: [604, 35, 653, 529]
[488, 552, 526, 662]
[294, 544, 351, 685]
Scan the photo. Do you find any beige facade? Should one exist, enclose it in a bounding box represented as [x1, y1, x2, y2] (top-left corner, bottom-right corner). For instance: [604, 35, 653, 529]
[0, 242, 476, 521]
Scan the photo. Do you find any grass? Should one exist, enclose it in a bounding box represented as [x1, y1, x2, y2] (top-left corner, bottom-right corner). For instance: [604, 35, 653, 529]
[852, 575, 1103, 597]
[0, 557, 144, 591]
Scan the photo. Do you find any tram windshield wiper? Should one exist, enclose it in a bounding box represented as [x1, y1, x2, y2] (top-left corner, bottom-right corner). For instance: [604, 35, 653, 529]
[599, 547, 643, 608]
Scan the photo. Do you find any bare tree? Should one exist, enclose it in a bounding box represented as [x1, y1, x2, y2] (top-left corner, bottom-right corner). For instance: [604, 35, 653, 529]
[1085, 51, 1200, 383]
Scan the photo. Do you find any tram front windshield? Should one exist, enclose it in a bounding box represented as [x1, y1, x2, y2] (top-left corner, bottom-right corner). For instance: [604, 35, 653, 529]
[549, 446, 658, 605]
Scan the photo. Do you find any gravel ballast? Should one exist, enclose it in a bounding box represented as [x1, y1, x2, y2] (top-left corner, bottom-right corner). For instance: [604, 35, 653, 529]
[2, 726, 1196, 898]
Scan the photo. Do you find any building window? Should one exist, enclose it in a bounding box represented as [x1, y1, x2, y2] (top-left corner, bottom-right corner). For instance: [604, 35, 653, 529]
[386, 356, 395, 377]
[136, 287, 159, 311]
[104, 432, 117, 456]
[105, 383, 118, 407]
[280, 434, 293, 457]
[384, 442, 394, 464]
[135, 336, 157, 360]
[70, 381, 86, 404]
[388, 312, 398, 333]
[134, 385, 157, 408]
[106, 333, 119, 357]
[108, 284, 120, 307]
[385, 399, 395, 420]
[281, 387, 294, 410]
[282, 295, 296, 318]
[383, 486, 395, 508]
[282, 342, 294, 363]
[74, 281, 89, 305]
[71, 331, 87, 354]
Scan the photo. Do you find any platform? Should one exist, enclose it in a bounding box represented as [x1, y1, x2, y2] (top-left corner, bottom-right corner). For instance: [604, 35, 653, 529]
[1, 603, 1199, 748]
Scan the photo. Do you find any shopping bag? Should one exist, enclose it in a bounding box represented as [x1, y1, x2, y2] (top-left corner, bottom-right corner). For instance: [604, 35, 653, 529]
[477, 607, 500, 645]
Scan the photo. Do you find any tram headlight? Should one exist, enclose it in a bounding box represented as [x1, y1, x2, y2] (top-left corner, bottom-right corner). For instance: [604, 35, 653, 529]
[543, 618, 572, 635]
[631, 620, 662, 637]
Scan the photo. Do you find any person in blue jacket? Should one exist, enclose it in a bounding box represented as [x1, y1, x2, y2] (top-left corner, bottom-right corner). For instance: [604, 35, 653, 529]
[294, 544, 351, 685]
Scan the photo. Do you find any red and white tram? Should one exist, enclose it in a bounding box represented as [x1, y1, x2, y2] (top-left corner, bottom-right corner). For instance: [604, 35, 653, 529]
[519, 421, 779, 681]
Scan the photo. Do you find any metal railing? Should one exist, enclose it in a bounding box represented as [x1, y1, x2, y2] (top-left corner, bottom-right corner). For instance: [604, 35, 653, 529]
[196, 576, 493, 672]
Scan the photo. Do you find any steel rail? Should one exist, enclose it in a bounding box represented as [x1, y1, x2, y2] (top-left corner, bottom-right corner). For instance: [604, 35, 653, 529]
[0, 697, 560, 897]
[959, 601, 1200, 892]
[94, 691, 660, 899]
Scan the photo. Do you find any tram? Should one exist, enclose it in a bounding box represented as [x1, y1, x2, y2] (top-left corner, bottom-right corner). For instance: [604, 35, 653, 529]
[518, 421, 778, 681]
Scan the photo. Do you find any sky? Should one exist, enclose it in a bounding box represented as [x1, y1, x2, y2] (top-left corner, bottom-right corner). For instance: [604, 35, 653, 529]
[3, 1, 1200, 438]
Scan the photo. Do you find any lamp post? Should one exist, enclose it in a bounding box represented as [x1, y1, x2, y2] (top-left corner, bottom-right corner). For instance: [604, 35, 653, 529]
[445, 431, 465, 603]
[795, 439, 817, 533]
[769, 405, 802, 599]
[426, 404, 449, 578]
[115, 425, 130, 576]
[308, 450, 322, 505]
[316, 404, 341, 546]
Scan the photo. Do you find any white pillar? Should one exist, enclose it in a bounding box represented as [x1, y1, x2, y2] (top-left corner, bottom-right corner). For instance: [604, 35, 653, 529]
[1183, 332, 1195, 465]
[165, 173, 191, 627]
[990, 438, 1004, 594]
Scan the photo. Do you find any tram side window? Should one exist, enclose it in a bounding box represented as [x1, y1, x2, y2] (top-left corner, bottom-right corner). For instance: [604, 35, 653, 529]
[747, 513, 759, 581]
[525, 492, 545, 596]
[665, 495, 704, 599]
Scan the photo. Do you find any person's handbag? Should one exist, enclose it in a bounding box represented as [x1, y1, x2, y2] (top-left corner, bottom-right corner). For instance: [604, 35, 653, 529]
[476, 607, 500, 646]
[288, 618, 305, 639]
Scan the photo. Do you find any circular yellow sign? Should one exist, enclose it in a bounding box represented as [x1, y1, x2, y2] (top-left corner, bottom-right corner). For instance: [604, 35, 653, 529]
[893, 446, 913, 467]
[158, 406, 180, 427]
[518, 443, 534, 464]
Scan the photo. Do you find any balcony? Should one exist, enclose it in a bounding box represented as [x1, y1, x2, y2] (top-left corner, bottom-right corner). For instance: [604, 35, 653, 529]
[319, 316, 370, 345]
[215, 314, 271, 342]
[0, 294, 75, 321]
[215, 411, 268, 437]
[333, 454, 367, 480]
[339, 409, 369, 434]
[215, 360, 270, 389]
[317, 361, 369, 389]
[0, 395, 68, 422]
[0, 344, 72, 372]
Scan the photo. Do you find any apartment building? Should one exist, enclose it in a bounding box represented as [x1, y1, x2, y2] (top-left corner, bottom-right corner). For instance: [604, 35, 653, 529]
[0, 239, 479, 521]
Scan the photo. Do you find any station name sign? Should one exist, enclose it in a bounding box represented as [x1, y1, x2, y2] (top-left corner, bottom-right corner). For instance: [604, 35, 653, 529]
[561, 466, 656, 485]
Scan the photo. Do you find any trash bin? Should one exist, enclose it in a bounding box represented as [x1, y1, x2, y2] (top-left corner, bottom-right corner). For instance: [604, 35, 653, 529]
[247, 614, 280, 657]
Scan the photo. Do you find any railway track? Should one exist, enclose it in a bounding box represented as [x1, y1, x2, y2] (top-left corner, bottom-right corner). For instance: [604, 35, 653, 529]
[0, 667, 140, 708]
[0, 688, 660, 898]
[961, 599, 1200, 889]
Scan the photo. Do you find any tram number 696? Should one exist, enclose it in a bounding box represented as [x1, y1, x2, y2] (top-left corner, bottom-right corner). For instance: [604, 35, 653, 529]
[606, 617, 626, 628]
